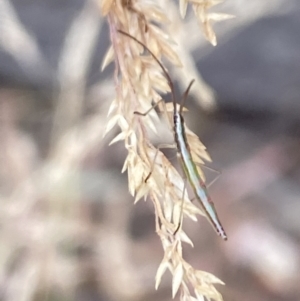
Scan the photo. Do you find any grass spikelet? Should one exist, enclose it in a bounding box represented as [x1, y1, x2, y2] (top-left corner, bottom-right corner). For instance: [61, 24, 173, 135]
[100, 0, 230, 300]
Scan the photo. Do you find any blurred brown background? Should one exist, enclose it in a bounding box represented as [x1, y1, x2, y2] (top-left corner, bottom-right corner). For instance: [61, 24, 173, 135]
[1, 1, 300, 301]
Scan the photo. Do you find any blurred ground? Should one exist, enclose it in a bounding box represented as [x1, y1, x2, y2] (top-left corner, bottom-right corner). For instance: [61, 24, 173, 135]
[1, 1, 300, 301]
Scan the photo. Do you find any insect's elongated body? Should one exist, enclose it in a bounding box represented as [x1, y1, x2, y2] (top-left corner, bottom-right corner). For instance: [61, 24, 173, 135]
[118, 30, 227, 240]
[174, 112, 227, 240]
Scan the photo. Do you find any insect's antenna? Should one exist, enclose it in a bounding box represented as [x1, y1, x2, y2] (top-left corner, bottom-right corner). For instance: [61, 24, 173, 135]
[179, 79, 195, 115]
[117, 30, 177, 112]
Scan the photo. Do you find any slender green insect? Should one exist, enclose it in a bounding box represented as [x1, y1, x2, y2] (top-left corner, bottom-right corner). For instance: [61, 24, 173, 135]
[118, 30, 227, 240]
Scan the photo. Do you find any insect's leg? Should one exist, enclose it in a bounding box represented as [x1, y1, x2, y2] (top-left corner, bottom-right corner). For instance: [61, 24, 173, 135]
[179, 79, 195, 114]
[134, 99, 164, 116]
[201, 165, 222, 175]
[145, 143, 176, 182]
[173, 176, 188, 235]
[196, 164, 222, 188]
[207, 172, 222, 188]
[134, 99, 173, 133]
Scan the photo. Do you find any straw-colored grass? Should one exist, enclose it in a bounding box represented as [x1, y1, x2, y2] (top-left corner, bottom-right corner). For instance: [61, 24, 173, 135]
[100, 0, 232, 300]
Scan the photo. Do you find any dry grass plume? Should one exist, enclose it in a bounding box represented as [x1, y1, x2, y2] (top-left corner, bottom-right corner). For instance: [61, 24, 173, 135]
[100, 0, 232, 300]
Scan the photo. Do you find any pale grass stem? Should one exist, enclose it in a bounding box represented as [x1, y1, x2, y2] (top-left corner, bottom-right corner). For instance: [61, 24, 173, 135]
[101, 0, 232, 300]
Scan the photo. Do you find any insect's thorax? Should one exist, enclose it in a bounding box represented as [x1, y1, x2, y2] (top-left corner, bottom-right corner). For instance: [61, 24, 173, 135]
[173, 112, 190, 154]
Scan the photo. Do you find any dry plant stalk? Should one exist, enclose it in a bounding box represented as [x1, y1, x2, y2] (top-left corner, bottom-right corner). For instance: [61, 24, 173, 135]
[100, 0, 231, 300]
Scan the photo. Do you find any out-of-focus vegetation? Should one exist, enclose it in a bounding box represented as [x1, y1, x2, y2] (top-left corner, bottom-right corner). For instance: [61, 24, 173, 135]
[1, 1, 300, 301]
